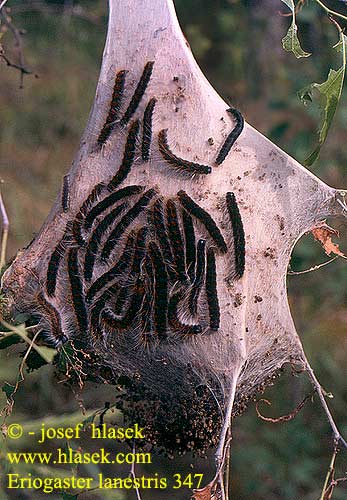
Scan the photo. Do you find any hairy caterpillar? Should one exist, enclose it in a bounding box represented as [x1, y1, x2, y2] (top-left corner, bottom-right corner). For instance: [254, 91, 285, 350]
[120, 61, 154, 127]
[97, 69, 128, 147]
[215, 107, 244, 165]
[177, 190, 228, 254]
[141, 97, 157, 161]
[158, 129, 212, 176]
[226, 192, 245, 278]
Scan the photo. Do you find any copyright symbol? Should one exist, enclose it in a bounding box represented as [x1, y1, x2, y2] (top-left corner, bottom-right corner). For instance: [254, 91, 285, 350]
[7, 424, 23, 439]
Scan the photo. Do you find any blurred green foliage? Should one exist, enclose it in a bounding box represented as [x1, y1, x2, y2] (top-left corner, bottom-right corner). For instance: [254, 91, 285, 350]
[0, 1, 346, 499]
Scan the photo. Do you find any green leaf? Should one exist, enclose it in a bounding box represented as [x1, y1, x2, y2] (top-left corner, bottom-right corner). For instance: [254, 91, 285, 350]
[281, 0, 311, 59]
[299, 31, 347, 165]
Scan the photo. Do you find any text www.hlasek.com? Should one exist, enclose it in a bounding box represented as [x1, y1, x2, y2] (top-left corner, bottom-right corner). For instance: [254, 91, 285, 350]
[5, 422, 204, 493]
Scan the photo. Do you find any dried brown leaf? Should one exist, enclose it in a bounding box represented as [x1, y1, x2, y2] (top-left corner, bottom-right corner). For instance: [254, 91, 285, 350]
[192, 485, 212, 500]
[312, 224, 346, 257]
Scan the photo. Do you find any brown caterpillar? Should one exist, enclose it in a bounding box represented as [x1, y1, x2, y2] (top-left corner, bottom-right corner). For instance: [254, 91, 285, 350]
[84, 185, 143, 231]
[166, 199, 186, 282]
[177, 190, 228, 254]
[101, 279, 145, 331]
[84, 202, 128, 282]
[148, 241, 168, 338]
[86, 232, 136, 303]
[107, 120, 140, 191]
[226, 192, 245, 278]
[72, 182, 106, 247]
[97, 69, 128, 147]
[148, 198, 175, 281]
[158, 129, 212, 176]
[215, 107, 244, 165]
[120, 61, 154, 127]
[36, 293, 67, 347]
[182, 209, 196, 282]
[168, 292, 202, 336]
[46, 223, 72, 297]
[100, 188, 157, 262]
[141, 97, 157, 161]
[62, 174, 70, 213]
[206, 247, 220, 331]
[67, 248, 89, 334]
[188, 239, 206, 316]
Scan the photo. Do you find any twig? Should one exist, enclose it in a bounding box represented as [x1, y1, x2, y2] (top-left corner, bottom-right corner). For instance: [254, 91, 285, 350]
[1, 328, 40, 421]
[319, 441, 339, 500]
[0, 10, 36, 87]
[314, 0, 347, 22]
[288, 256, 338, 275]
[129, 442, 142, 500]
[304, 358, 347, 449]
[215, 379, 237, 466]
[0, 191, 9, 271]
[0, 320, 53, 363]
[224, 428, 231, 500]
[255, 393, 313, 423]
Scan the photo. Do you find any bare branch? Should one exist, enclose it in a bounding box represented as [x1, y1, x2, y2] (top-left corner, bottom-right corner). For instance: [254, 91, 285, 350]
[0, 9, 37, 87]
[0, 191, 9, 271]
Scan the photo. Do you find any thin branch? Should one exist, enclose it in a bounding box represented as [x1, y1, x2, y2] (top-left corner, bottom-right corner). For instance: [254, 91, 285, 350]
[314, 0, 347, 22]
[319, 441, 339, 500]
[304, 358, 347, 449]
[129, 442, 142, 500]
[0, 191, 9, 272]
[0, 10, 36, 87]
[288, 256, 338, 275]
[1, 328, 40, 421]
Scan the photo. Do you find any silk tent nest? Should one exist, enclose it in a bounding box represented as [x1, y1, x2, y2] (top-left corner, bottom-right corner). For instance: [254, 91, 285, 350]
[1, 1, 347, 497]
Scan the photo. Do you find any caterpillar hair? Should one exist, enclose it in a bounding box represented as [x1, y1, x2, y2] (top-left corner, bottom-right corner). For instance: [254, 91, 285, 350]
[226, 192, 245, 278]
[148, 241, 168, 338]
[84, 185, 144, 231]
[62, 174, 70, 213]
[141, 97, 157, 161]
[182, 209, 196, 282]
[84, 202, 128, 282]
[166, 199, 186, 282]
[215, 107, 244, 165]
[72, 182, 106, 247]
[101, 279, 145, 330]
[97, 69, 128, 147]
[120, 61, 154, 127]
[177, 190, 228, 254]
[188, 239, 206, 316]
[158, 129, 212, 176]
[113, 286, 130, 316]
[67, 248, 89, 334]
[37, 293, 66, 347]
[131, 226, 148, 277]
[90, 284, 119, 340]
[168, 292, 202, 336]
[206, 247, 220, 331]
[140, 255, 154, 339]
[46, 224, 72, 297]
[86, 231, 136, 303]
[101, 188, 157, 262]
[107, 120, 140, 191]
[148, 198, 175, 280]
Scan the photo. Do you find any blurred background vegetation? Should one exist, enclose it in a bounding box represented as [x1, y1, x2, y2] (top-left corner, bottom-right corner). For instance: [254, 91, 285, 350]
[0, 0, 346, 499]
